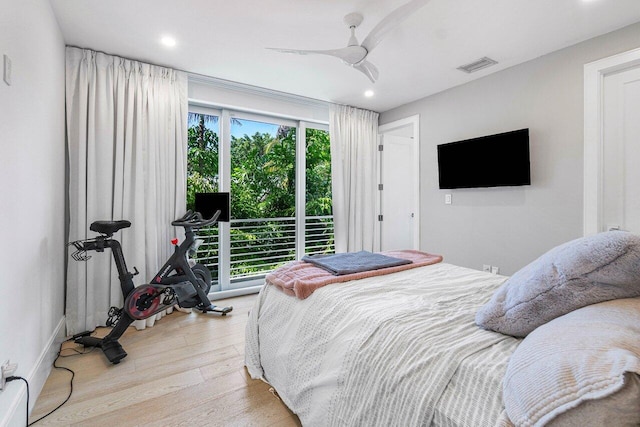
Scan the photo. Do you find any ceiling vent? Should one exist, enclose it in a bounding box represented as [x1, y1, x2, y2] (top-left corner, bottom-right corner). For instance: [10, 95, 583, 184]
[457, 57, 498, 74]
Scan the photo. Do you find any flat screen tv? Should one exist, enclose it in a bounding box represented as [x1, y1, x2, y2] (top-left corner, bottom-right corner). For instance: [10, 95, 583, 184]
[194, 192, 230, 222]
[437, 128, 530, 189]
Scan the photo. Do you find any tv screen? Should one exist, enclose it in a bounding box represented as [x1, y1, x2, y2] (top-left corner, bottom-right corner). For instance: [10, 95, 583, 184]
[194, 192, 230, 222]
[437, 129, 530, 189]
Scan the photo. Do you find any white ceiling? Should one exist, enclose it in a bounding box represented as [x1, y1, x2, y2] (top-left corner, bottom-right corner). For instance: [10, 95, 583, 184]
[49, 0, 640, 112]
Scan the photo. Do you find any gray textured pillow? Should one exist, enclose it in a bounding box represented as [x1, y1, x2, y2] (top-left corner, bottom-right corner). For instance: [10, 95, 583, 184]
[475, 230, 640, 337]
[502, 298, 640, 427]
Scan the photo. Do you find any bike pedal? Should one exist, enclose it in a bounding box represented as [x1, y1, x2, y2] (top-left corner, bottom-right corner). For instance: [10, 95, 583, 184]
[106, 306, 122, 327]
[161, 288, 177, 305]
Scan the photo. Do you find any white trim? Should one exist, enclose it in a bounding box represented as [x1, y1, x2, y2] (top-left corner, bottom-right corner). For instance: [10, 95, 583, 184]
[219, 109, 232, 290]
[584, 47, 640, 235]
[295, 122, 307, 259]
[2, 317, 65, 427]
[303, 121, 329, 132]
[377, 115, 421, 250]
[229, 110, 298, 128]
[189, 105, 222, 118]
[189, 98, 329, 126]
[375, 132, 382, 252]
[188, 73, 331, 109]
[209, 284, 263, 300]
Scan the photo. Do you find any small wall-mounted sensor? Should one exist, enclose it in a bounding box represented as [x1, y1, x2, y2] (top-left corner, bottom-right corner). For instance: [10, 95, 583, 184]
[3, 55, 11, 86]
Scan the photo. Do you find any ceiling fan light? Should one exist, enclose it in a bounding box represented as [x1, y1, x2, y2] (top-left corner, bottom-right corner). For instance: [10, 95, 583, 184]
[364, 90, 374, 97]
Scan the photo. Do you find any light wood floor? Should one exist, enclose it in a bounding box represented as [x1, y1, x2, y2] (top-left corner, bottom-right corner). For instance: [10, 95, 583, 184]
[31, 295, 301, 427]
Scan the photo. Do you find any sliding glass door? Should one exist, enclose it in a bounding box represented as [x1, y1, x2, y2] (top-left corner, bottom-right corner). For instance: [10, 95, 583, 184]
[187, 106, 333, 296]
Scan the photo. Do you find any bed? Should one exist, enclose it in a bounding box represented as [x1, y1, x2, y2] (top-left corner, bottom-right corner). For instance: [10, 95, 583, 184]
[245, 232, 640, 426]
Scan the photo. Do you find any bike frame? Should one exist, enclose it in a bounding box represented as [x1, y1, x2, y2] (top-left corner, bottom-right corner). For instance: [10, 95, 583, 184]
[151, 226, 209, 305]
[71, 210, 228, 364]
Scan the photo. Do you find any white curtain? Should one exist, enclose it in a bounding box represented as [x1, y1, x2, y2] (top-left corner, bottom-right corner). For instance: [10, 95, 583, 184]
[65, 47, 188, 335]
[329, 104, 380, 253]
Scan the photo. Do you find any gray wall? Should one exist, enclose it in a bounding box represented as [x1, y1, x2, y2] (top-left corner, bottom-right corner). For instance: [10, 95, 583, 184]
[0, 1, 66, 425]
[380, 23, 640, 275]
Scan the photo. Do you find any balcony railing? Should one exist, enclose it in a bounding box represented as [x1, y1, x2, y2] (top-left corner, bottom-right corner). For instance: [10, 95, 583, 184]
[194, 215, 334, 284]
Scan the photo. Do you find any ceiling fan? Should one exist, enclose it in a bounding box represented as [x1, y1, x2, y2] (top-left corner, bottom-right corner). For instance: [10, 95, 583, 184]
[267, 0, 430, 83]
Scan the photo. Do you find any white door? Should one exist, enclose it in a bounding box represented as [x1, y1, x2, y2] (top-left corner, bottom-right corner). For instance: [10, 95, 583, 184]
[584, 48, 640, 235]
[378, 116, 420, 251]
[602, 67, 640, 234]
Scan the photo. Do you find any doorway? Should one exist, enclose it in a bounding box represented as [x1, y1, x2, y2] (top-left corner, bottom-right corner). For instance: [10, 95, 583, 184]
[378, 115, 420, 251]
[584, 48, 640, 235]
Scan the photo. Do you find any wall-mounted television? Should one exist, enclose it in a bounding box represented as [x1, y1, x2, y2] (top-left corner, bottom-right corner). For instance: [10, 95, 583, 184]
[437, 128, 531, 189]
[195, 192, 230, 222]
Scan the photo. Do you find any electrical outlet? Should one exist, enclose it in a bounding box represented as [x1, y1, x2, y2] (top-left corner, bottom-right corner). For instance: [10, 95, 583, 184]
[491, 266, 500, 274]
[0, 360, 18, 391]
[482, 264, 491, 273]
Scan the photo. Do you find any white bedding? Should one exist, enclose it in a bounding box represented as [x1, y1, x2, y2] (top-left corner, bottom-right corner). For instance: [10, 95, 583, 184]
[245, 262, 521, 426]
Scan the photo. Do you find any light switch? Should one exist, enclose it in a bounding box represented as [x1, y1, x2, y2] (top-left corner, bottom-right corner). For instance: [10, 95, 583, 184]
[445, 194, 452, 204]
[3, 55, 11, 86]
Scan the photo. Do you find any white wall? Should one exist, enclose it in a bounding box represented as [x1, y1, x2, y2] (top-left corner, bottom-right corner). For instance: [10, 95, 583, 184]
[0, 1, 66, 425]
[380, 23, 640, 275]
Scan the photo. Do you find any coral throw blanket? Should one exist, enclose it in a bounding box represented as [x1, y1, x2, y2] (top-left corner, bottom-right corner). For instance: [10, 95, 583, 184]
[266, 250, 443, 299]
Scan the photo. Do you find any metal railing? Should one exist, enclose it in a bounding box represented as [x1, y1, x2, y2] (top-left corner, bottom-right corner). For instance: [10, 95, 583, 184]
[194, 215, 334, 283]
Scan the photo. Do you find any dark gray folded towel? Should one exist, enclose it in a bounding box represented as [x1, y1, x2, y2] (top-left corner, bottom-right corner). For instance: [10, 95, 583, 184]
[302, 250, 412, 276]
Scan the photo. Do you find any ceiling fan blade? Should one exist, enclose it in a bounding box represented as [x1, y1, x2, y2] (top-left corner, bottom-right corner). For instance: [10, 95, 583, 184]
[361, 0, 430, 53]
[267, 47, 353, 61]
[354, 60, 379, 83]
[268, 46, 368, 64]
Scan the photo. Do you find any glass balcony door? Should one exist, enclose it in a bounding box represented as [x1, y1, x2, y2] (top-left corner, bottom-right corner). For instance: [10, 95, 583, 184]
[187, 106, 333, 296]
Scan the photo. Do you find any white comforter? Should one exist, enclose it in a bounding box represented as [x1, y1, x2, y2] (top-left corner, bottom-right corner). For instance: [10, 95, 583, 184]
[245, 262, 520, 426]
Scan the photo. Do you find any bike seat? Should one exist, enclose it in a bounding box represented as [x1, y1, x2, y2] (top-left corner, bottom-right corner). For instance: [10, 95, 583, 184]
[90, 220, 131, 236]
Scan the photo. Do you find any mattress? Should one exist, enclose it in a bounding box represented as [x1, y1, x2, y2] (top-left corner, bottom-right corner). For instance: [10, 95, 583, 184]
[245, 262, 521, 426]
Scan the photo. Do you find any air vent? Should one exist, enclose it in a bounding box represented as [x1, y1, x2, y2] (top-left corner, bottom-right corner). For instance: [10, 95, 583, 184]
[457, 57, 498, 74]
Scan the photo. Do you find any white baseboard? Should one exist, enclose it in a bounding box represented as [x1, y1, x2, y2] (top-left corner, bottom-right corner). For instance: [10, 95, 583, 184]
[1, 316, 66, 427]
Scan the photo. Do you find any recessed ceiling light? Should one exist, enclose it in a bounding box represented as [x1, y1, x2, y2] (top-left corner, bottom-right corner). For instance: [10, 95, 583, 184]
[364, 90, 374, 97]
[161, 36, 177, 47]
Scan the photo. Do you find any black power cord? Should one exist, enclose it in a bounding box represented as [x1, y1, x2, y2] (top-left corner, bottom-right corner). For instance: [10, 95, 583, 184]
[6, 350, 76, 427]
[27, 353, 76, 426]
[6, 376, 29, 426]
[5, 328, 107, 426]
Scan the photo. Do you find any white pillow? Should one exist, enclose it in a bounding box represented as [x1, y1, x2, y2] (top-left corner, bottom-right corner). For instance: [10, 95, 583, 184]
[476, 231, 640, 337]
[503, 298, 640, 427]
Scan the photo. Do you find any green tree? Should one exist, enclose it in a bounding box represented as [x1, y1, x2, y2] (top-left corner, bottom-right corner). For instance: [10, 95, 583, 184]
[186, 113, 218, 211]
[229, 126, 297, 219]
[305, 128, 332, 216]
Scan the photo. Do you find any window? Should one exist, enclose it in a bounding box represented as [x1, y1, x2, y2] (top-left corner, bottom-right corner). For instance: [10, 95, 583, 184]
[187, 107, 333, 296]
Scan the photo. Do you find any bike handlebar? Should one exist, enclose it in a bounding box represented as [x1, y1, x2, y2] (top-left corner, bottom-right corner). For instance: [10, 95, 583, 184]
[171, 210, 221, 228]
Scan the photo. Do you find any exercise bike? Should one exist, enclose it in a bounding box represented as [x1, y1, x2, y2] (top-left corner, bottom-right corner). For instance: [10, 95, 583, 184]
[68, 210, 232, 364]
